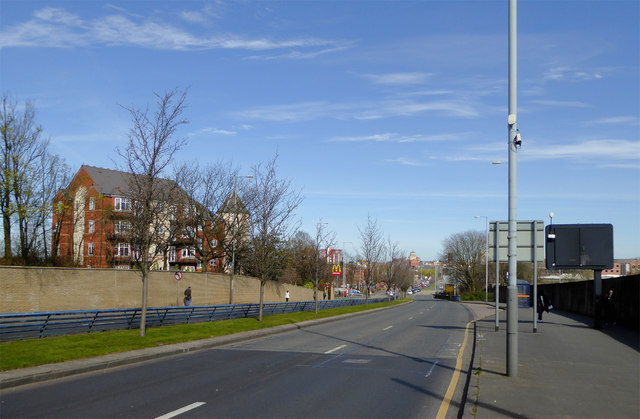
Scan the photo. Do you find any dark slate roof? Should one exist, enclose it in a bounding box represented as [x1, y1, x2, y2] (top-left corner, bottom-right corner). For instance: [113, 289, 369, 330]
[82, 165, 184, 199]
[82, 166, 132, 196]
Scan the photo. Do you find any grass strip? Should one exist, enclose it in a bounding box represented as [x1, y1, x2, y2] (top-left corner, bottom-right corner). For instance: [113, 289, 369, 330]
[0, 299, 408, 371]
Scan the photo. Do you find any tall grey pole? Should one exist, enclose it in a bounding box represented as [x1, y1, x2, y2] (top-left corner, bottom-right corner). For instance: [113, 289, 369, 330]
[533, 220, 538, 333]
[507, 0, 519, 377]
[230, 176, 238, 305]
[485, 217, 489, 302]
[495, 228, 500, 332]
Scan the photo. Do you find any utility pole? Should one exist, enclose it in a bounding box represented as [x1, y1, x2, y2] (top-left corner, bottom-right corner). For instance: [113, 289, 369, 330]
[507, 0, 519, 377]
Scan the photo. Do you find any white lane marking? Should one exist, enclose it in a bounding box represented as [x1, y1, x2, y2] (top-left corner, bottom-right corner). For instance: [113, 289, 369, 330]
[155, 402, 206, 419]
[408, 317, 414, 320]
[383, 325, 393, 331]
[426, 360, 440, 377]
[324, 344, 347, 354]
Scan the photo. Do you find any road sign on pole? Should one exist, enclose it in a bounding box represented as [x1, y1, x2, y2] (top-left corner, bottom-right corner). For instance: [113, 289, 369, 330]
[174, 271, 183, 281]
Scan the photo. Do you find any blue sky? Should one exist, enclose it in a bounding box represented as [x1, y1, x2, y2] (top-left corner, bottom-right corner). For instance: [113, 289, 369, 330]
[1, 0, 638, 261]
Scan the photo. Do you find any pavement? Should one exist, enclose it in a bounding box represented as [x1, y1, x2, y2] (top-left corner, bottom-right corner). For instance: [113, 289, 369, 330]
[460, 302, 640, 419]
[2, 298, 639, 419]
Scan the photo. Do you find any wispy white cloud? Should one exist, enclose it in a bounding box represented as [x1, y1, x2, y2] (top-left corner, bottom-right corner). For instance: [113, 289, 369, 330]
[235, 98, 481, 122]
[385, 157, 425, 167]
[328, 132, 460, 143]
[361, 72, 435, 85]
[584, 116, 639, 126]
[529, 99, 591, 108]
[543, 66, 605, 82]
[0, 7, 350, 56]
[247, 44, 353, 60]
[524, 139, 640, 162]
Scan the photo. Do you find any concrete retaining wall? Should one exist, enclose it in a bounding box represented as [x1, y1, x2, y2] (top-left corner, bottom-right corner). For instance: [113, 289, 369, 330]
[540, 275, 638, 330]
[0, 267, 314, 313]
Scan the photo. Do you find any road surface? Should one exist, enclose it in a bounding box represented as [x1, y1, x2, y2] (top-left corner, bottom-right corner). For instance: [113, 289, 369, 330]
[1, 294, 472, 418]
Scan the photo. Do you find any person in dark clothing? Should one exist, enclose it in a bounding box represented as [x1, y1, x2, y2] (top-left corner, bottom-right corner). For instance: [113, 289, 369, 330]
[537, 291, 550, 322]
[604, 289, 616, 325]
[184, 286, 192, 306]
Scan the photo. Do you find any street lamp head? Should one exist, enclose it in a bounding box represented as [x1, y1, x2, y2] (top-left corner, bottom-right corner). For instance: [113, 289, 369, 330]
[491, 161, 503, 165]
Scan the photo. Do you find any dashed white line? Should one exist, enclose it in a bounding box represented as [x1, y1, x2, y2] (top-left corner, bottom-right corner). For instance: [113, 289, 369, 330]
[324, 344, 347, 354]
[383, 325, 393, 331]
[155, 402, 206, 419]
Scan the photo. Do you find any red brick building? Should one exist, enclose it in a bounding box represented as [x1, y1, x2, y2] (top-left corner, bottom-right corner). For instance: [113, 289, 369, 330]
[52, 165, 228, 271]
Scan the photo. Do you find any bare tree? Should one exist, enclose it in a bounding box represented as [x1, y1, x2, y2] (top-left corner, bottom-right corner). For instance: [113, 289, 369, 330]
[382, 238, 407, 300]
[242, 154, 303, 321]
[176, 161, 237, 273]
[285, 231, 315, 286]
[1, 95, 71, 263]
[312, 220, 336, 313]
[440, 230, 484, 292]
[116, 88, 188, 336]
[358, 214, 386, 303]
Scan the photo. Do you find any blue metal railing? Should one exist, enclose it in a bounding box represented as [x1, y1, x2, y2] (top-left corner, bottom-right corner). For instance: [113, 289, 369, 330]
[0, 298, 386, 341]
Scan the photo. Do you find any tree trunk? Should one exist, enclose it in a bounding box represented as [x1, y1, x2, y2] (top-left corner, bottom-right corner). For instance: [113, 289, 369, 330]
[2, 211, 10, 262]
[258, 280, 265, 321]
[140, 269, 149, 336]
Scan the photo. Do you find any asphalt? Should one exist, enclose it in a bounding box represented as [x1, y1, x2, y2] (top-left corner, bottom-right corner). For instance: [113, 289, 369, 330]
[2, 298, 639, 419]
[460, 302, 640, 419]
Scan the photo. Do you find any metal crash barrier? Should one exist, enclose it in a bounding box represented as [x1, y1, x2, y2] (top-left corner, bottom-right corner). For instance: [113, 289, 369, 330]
[0, 298, 386, 341]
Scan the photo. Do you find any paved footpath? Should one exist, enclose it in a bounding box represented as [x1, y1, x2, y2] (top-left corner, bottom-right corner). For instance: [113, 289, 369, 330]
[460, 303, 639, 419]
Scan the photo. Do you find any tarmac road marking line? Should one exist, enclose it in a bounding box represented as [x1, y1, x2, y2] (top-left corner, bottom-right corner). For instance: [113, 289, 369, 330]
[324, 344, 347, 354]
[436, 320, 473, 419]
[155, 402, 206, 419]
[383, 325, 393, 331]
[425, 360, 439, 377]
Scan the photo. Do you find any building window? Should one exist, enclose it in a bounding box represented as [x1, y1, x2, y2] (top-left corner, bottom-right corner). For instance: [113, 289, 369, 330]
[115, 243, 130, 257]
[88, 242, 94, 256]
[182, 247, 196, 259]
[168, 247, 176, 263]
[114, 197, 131, 212]
[114, 221, 131, 235]
[182, 226, 196, 238]
[89, 197, 96, 211]
[88, 220, 95, 234]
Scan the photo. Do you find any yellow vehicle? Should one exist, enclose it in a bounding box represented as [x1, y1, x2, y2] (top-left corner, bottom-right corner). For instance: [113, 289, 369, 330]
[444, 284, 455, 298]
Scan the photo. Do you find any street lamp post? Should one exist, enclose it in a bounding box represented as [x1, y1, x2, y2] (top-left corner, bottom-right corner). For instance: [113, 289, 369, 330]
[315, 221, 328, 314]
[475, 215, 489, 303]
[230, 175, 252, 304]
[342, 242, 353, 291]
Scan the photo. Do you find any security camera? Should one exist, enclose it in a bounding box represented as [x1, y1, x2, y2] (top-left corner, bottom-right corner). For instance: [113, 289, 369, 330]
[514, 130, 522, 148]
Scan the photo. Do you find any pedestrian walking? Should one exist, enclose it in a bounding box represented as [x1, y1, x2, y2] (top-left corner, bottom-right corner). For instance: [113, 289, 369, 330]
[537, 290, 551, 322]
[285, 290, 290, 302]
[604, 288, 616, 325]
[184, 286, 192, 306]
[323, 291, 326, 300]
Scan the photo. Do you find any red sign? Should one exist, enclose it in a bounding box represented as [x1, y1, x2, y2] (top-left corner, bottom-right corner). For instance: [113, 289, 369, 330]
[174, 271, 183, 281]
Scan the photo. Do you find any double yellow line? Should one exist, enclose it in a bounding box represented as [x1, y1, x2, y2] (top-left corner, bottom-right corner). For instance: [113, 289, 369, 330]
[436, 319, 473, 419]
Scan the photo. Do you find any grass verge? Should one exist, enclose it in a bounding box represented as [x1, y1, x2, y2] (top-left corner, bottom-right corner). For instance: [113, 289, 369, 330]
[0, 299, 408, 371]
